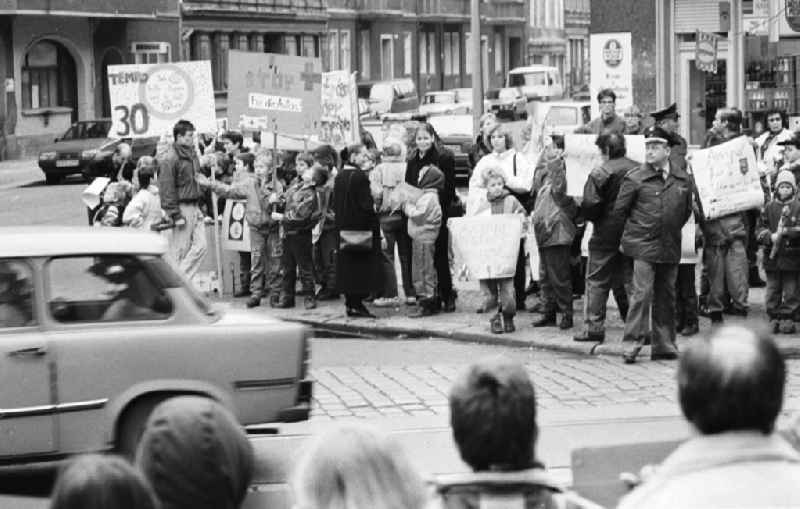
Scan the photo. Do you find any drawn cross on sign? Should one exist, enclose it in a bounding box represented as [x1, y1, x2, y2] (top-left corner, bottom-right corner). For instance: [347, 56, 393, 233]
[300, 62, 322, 91]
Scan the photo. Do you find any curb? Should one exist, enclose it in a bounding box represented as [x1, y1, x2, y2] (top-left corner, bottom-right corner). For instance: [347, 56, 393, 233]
[0, 177, 41, 191]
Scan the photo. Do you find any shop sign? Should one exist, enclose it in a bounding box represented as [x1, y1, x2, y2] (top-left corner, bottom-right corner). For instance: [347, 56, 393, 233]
[788, 0, 800, 31]
[695, 31, 720, 73]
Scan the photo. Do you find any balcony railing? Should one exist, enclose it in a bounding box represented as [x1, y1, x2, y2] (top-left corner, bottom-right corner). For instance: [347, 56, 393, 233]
[182, 0, 326, 15]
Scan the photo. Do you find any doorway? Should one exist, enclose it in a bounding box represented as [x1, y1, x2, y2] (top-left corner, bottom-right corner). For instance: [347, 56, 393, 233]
[688, 59, 727, 146]
[100, 49, 123, 118]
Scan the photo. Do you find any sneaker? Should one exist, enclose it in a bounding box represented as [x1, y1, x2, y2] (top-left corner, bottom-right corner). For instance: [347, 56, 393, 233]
[373, 297, 401, 308]
[558, 314, 574, 330]
[304, 297, 317, 310]
[503, 314, 516, 333]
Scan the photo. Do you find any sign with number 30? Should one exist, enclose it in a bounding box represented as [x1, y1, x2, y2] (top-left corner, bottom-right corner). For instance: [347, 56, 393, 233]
[107, 61, 216, 139]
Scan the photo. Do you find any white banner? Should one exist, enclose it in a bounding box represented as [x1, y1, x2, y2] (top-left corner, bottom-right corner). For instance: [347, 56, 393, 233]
[564, 134, 645, 196]
[691, 136, 764, 220]
[221, 199, 251, 252]
[590, 33, 633, 118]
[107, 61, 216, 138]
[449, 215, 524, 279]
[320, 71, 359, 148]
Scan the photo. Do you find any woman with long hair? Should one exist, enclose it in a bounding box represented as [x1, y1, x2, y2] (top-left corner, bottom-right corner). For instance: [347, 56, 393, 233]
[405, 122, 458, 312]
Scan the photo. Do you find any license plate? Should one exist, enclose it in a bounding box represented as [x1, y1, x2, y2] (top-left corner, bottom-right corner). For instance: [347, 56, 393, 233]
[56, 159, 79, 167]
[445, 144, 462, 154]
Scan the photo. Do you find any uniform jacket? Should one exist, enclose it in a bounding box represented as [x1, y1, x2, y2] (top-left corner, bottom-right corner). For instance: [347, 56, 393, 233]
[757, 195, 800, 271]
[158, 143, 203, 219]
[618, 431, 800, 509]
[123, 185, 163, 231]
[210, 172, 282, 230]
[613, 161, 693, 264]
[531, 155, 577, 247]
[405, 167, 444, 243]
[574, 113, 626, 135]
[581, 156, 639, 251]
[282, 181, 322, 234]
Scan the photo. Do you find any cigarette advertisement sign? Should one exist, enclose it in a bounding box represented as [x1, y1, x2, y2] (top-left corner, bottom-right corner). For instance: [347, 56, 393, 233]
[589, 33, 633, 118]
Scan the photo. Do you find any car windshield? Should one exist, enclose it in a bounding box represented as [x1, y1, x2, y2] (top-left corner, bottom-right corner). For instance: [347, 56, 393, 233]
[510, 72, 546, 87]
[60, 121, 110, 140]
[425, 94, 455, 105]
[545, 106, 579, 126]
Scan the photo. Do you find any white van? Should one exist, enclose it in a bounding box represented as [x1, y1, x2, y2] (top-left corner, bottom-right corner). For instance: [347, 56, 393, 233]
[507, 65, 564, 102]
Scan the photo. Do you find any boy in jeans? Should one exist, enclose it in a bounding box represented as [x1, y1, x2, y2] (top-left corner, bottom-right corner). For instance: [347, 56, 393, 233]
[404, 165, 444, 317]
[472, 168, 527, 333]
[273, 164, 328, 309]
[757, 170, 800, 333]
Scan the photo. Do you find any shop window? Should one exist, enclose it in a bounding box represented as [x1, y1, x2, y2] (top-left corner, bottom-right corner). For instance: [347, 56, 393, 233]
[360, 30, 371, 80]
[380, 35, 394, 80]
[494, 32, 503, 74]
[131, 42, 171, 64]
[21, 40, 76, 111]
[403, 32, 412, 76]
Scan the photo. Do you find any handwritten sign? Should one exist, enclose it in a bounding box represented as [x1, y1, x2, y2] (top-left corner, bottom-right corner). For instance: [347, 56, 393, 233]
[228, 51, 322, 137]
[107, 61, 216, 138]
[448, 215, 524, 279]
[564, 134, 645, 196]
[221, 199, 251, 252]
[691, 136, 764, 220]
[320, 71, 359, 148]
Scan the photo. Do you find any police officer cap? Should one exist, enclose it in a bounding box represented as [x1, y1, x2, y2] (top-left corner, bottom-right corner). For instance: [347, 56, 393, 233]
[650, 103, 680, 121]
[777, 132, 800, 149]
[643, 126, 673, 145]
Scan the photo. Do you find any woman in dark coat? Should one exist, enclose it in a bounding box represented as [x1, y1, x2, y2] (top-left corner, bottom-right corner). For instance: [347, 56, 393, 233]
[334, 161, 381, 318]
[405, 122, 458, 312]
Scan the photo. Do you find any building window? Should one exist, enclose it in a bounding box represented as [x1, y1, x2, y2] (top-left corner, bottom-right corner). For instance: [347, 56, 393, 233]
[340, 30, 351, 72]
[494, 32, 503, 74]
[403, 32, 412, 76]
[380, 34, 394, 80]
[360, 30, 371, 80]
[285, 35, 299, 56]
[420, 33, 428, 74]
[444, 33, 452, 76]
[301, 35, 318, 58]
[328, 30, 340, 70]
[21, 40, 77, 110]
[131, 42, 171, 64]
[427, 32, 437, 74]
[443, 31, 460, 77]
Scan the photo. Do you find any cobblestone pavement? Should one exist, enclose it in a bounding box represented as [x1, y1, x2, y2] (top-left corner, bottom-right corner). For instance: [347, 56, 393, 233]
[307, 338, 800, 421]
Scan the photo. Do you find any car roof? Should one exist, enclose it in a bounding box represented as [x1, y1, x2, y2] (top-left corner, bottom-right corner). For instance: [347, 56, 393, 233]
[425, 90, 454, 95]
[509, 65, 558, 74]
[0, 227, 168, 258]
[543, 100, 591, 107]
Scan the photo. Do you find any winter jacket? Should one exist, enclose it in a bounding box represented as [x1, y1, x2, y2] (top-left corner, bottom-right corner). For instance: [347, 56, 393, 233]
[405, 145, 456, 219]
[405, 167, 444, 243]
[574, 113, 626, 135]
[469, 149, 535, 197]
[158, 143, 203, 219]
[613, 161, 693, 264]
[757, 195, 800, 271]
[618, 431, 800, 509]
[123, 185, 163, 230]
[209, 171, 282, 229]
[473, 190, 526, 217]
[93, 203, 123, 227]
[282, 181, 322, 234]
[531, 155, 577, 247]
[318, 175, 336, 232]
[581, 156, 639, 251]
[756, 128, 793, 176]
[369, 158, 406, 228]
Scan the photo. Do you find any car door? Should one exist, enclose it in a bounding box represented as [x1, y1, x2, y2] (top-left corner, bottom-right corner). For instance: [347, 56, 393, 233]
[0, 259, 56, 457]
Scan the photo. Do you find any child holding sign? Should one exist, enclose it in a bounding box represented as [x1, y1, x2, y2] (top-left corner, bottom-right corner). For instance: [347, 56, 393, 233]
[472, 168, 527, 334]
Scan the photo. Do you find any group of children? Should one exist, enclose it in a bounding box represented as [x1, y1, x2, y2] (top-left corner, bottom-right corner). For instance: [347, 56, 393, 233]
[92, 156, 163, 230]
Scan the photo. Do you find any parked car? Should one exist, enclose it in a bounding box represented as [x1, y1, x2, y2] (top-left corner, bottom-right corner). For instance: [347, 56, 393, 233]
[507, 65, 564, 102]
[357, 78, 419, 117]
[426, 114, 474, 178]
[419, 89, 474, 117]
[80, 136, 159, 181]
[0, 227, 312, 464]
[485, 87, 528, 120]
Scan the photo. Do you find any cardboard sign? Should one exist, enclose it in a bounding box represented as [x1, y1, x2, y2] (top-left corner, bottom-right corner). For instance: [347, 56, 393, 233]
[107, 61, 216, 138]
[227, 51, 322, 137]
[564, 134, 645, 196]
[221, 199, 251, 252]
[320, 71, 359, 148]
[590, 33, 633, 118]
[691, 136, 764, 220]
[449, 215, 524, 279]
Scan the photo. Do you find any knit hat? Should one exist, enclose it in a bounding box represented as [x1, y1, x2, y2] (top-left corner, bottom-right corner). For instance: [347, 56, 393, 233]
[418, 165, 444, 191]
[776, 170, 796, 192]
[136, 396, 254, 509]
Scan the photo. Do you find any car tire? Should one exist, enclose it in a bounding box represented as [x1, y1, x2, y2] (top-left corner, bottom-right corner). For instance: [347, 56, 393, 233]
[45, 173, 61, 185]
[116, 394, 179, 459]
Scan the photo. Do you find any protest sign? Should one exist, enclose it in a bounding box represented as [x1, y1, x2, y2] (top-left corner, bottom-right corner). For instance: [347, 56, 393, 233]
[449, 215, 524, 279]
[221, 200, 251, 252]
[590, 33, 633, 118]
[690, 136, 763, 220]
[564, 134, 645, 196]
[227, 51, 322, 137]
[107, 61, 216, 138]
[320, 71, 359, 148]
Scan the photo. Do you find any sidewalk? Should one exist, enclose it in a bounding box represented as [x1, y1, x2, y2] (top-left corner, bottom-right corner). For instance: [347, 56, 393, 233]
[0, 159, 41, 190]
[230, 276, 800, 360]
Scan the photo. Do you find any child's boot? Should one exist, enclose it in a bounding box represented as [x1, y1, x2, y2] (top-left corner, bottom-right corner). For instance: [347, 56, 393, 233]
[490, 313, 504, 334]
[559, 313, 574, 330]
[503, 313, 516, 333]
[304, 296, 317, 310]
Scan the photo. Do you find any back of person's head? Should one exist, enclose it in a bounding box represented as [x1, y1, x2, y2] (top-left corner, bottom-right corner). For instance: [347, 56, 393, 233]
[137, 155, 155, 171]
[596, 132, 626, 159]
[173, 120, 195, 140]
[418, 165, 444, 191]
[50, 454, 158, 509]
[345, 143, 365, 165]
[222, 131, 244, 148]
[549, 134, 565, 151]
[312, 144, 338, 170]
[382, 138, 404, 160]
[138, 166, 156, 189]
[360, 128, 378, 150]
[136, 396, 254, 509]
[293, 423, 428, 509]
[718, 108, 743, 134]
[236, 152, 256, 172]
[311, 164, 330, 186]
[449, 357, 537, 471]
[679, 326, 785, 436]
